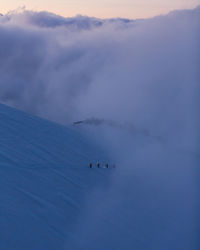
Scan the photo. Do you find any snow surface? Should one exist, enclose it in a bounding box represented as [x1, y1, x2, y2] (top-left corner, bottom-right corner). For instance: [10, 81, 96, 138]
[0, 103, 198, 250]
[0, 103, 109, 250]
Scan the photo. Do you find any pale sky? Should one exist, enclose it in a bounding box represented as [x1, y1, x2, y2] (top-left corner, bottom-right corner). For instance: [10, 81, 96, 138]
[1, 0, 200, 19]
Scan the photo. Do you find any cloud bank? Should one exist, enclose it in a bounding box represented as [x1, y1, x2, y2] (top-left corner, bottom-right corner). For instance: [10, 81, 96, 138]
[0, 7, 199, 147]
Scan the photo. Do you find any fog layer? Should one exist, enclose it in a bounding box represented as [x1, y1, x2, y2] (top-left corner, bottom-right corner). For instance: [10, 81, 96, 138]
[0, 8, 199, 143]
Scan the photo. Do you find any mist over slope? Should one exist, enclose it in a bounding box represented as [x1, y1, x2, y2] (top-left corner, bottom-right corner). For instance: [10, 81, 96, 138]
[0, 104, 198, 250]
[0, 7, 199, 129]
[0, 6, 199, 157]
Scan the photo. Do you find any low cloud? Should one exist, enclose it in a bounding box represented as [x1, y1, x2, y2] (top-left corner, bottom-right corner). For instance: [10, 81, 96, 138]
[0, 7, 199, 149]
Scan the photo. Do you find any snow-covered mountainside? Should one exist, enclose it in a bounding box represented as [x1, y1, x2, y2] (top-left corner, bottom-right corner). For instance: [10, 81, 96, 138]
[0, 103, 198, 250]
[0, 103, 110, 250]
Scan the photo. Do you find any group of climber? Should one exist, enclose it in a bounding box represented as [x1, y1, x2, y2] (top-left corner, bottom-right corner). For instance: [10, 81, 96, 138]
[89, 161, 116, 169]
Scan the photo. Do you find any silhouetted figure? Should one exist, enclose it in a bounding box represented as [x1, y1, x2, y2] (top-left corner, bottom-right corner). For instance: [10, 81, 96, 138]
[97, 162, 100, 168]
[106, 164, 108, 168]
[89, 163, 92, 168]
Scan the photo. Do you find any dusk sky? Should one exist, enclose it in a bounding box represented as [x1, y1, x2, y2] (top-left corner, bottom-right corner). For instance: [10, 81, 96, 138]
[1, 0, 200, 18]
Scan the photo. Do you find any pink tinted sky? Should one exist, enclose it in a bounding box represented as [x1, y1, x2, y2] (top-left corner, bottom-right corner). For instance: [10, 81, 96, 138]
[1, 0, 200, 18]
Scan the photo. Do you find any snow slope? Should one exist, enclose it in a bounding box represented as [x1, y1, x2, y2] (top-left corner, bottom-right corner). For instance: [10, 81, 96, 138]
[0, 103, 109, 250]
[0, 103, 198, 250]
